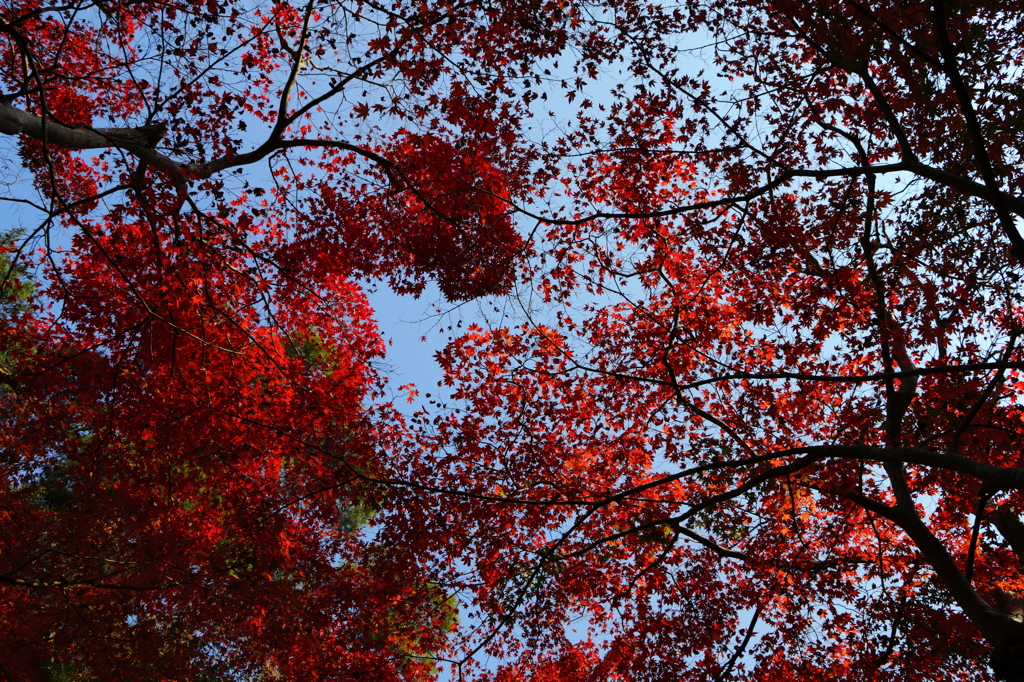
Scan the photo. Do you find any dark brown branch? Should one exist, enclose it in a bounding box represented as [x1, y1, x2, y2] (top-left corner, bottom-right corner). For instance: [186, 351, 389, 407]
[516, 159, 1024, 226]
[714, 600, 764, 682]
[786, 444, 1024, 493]
[991, 504, 1024, 563]
[0, 95, 182, 178]
[931, 0, 1024, 264]
[0, 96, 396, 191]
[950, 333, 1018, 454]
[837, 488, 1023, 647]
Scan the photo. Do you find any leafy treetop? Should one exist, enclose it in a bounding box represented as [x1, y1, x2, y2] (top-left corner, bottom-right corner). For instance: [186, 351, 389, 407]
[2, 0, 1024, 681]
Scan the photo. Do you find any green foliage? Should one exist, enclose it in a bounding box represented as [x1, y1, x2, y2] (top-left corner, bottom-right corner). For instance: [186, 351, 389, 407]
[0, 231, 33, 317]
[20, 458, 77, 510]
[364, 575, 459, 674]
[284, 329, 338, 376]
[0, 231, 34, 391]
[37, 660, 94, 682]
[337, 500, 378, 533]
[210, 537, 259, 580]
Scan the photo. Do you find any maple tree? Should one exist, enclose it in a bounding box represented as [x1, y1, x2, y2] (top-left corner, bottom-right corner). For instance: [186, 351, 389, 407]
[396, 1, 1024, 681]
[1, 0, 1024, 680]
[0, 0, 523, 678]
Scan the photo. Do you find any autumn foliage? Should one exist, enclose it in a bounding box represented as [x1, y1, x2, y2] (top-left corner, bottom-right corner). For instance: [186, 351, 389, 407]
[2, 0, 1024, 680]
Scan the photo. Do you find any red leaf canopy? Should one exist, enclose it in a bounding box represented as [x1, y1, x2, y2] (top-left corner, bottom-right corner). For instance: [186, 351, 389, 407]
[1, 1, 1024, 681]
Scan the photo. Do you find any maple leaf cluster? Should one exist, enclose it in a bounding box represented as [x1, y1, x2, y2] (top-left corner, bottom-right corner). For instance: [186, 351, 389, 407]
[1, 0, 1024, 681]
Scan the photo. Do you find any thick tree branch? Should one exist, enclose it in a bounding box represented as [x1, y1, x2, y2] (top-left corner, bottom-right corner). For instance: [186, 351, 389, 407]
[0, 98, 164, 149]
[0, 94, 186, 183]
[838, 487, 1022, 647]
[991, 505, 1024, 563]
[788, 444, 1024, 493]
[0, 95, 397, 196]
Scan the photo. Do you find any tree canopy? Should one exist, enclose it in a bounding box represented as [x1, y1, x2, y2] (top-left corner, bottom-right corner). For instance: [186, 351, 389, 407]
[2, 0, 1024, 680]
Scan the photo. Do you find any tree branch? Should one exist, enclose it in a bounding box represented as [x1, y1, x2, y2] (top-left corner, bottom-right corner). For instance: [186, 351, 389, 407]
[931, 0, 1024, 263]
[836, 487, 1024, 647]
